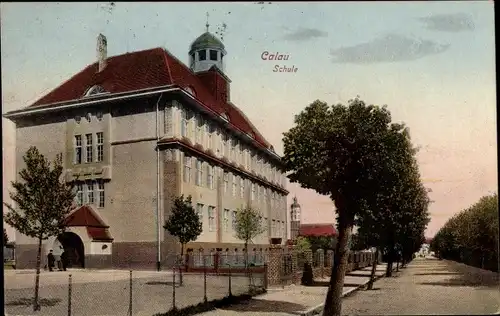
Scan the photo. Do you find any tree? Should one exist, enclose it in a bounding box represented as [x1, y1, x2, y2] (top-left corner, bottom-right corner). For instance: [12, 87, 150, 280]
[4, 146, 76, 311]
[234, 205, 265, 275]
[431, 193, 498, 271]
[295, 236, 312, 253]
[164, 195, 202, 286]
[4, 228, 9, 245]
[282, 98, 395, 316]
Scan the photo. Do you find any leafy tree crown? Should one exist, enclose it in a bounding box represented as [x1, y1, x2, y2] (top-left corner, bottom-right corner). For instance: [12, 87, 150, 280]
[4, 146, 76, 240]
[164, 195, 202, 245]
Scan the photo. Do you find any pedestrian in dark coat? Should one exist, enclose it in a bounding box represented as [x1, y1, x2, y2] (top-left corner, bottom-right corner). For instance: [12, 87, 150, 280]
[47, 250, 55, 272]
[60, 250, 68, 271]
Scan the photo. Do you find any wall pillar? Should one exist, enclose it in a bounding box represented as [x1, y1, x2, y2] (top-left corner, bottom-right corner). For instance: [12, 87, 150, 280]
[266, 245, 283, 287]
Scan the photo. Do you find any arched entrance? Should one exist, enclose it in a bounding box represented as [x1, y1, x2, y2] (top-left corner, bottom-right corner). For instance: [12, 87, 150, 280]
[56, 232, 85, 268]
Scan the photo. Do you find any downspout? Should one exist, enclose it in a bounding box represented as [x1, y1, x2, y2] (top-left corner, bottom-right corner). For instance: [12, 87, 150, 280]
[156, 93, 164, 271]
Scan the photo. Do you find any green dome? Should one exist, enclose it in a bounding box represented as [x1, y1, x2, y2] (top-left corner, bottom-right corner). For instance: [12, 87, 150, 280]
[189, 32, 225, 54]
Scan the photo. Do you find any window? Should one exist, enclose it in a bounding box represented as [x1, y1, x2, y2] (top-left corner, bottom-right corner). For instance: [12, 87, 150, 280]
[199, 50, 207, 61]
[223, 172, 229, 194]
[230, 139, 236, 161]
[86, 182, 94, 204]
[223, 209, 230, 232]
[240, 178, 245, 198]
[196, 204, 204, 229]
[207, 164, 214, 189]
[232, 174, 237, 197]
[195, 159, 203, 186]
[74, 180, 104, 207]
[96, 132, 104, 162]
[281, 222, 285, 238]
[74, 135, 82, 164]
[251, 183, 255, 201]
[183, 155, 192, 183]
[208, 206, 216, 231]
[238, 142, 243, 163]
[181, 108, 188, 137]
[206, 123, 213, 149]
[256, 186, 260, 202]
[85, 134, 93, 163]
[232, 211, 237, 230]
[195, 115, 204, 144]
[75, 183, 84, 206]
[222, 133, 229, 156]
[210, 50, 218, 61]
[97, 180, 105, 208]
[218, 129, 224, 155]
[272, 220, 276, 237]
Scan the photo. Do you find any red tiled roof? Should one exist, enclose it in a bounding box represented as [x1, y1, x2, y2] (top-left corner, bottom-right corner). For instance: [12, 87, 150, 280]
[86, 227, 113, 241]
[299, 224, 337, 237]
[63, 205, 108, 228]
[30, 47, 271, 149]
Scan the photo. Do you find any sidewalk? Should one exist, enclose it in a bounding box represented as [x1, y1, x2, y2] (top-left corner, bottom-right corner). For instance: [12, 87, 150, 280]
[197, 263, 388, 316]
[340, 258, 500, 315]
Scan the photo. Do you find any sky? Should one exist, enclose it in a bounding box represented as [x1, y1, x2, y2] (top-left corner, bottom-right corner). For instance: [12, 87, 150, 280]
[1, 2, 497, 239]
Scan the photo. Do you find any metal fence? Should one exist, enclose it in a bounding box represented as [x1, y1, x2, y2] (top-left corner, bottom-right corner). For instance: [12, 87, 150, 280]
[4, 254, 267, 316]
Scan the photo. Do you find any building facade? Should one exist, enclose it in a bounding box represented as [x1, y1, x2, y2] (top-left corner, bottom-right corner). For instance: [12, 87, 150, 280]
[5, 31, 288, 270]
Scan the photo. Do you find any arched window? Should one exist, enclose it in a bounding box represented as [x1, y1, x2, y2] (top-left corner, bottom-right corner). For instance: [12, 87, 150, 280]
[83, 85, 106, 97]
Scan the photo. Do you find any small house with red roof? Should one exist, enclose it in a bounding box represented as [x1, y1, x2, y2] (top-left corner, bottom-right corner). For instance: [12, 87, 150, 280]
[5, 29, 288, 270]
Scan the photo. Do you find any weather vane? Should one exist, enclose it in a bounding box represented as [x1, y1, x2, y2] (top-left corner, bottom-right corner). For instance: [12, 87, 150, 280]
[206, 12, 210, 32]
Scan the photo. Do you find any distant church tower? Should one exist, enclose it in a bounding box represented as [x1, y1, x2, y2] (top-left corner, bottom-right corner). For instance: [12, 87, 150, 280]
[290, 196, 302, 240]
[189, 16, 227, 73]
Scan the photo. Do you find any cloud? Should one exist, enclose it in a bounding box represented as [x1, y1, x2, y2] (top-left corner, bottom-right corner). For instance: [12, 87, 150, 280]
[330, 33, 450, 64]
[418, 13, 475, 32]
[282, 27, 328, 41]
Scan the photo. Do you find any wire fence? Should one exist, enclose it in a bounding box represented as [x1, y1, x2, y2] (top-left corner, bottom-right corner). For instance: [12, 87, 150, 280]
[4, 254, 267, 316]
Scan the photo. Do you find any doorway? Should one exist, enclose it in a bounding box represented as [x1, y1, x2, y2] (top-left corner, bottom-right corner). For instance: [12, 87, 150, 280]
[56, 232, 85, 268]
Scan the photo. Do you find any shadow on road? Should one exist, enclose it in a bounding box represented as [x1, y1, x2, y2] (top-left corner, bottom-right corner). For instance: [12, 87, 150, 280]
[308, 281, 363, 288]
[413, 272, 464, 276]
[5, 297, 62, 307]
[216, 299, 307, 313]
[418, 273, 499, 288]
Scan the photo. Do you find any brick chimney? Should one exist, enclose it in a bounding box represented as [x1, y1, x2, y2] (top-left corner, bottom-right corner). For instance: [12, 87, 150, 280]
[96, 33, 107, 72]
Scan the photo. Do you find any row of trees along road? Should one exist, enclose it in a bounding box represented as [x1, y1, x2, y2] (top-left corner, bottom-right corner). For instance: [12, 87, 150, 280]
[430, 193, 499, 272]
[282, 98, 430, 316]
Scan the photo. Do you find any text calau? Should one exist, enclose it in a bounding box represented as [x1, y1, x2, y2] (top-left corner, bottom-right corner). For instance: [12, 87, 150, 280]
[261, 51, 298, 73]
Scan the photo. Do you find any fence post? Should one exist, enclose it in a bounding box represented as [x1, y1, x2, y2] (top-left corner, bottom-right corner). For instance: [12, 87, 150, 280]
[67, 274, 72, 316]
[228, 263, 233, 297]
[263, 263, 268, 289]
[128, 270, 132, 316]
[172, 259, 177, 310]
[203, 255, 208, 304]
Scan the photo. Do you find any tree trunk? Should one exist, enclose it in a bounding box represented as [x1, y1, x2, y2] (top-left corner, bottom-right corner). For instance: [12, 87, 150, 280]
[367, 247, 379, 290]
[33, 237, 43, 311]
[322, 213, 353, 316]
[179, 243, 184, 286]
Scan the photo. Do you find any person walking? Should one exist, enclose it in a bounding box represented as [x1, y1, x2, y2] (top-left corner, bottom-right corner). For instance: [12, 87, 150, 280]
[60, 249, 68, 271]
[47, 250, 55, 272]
